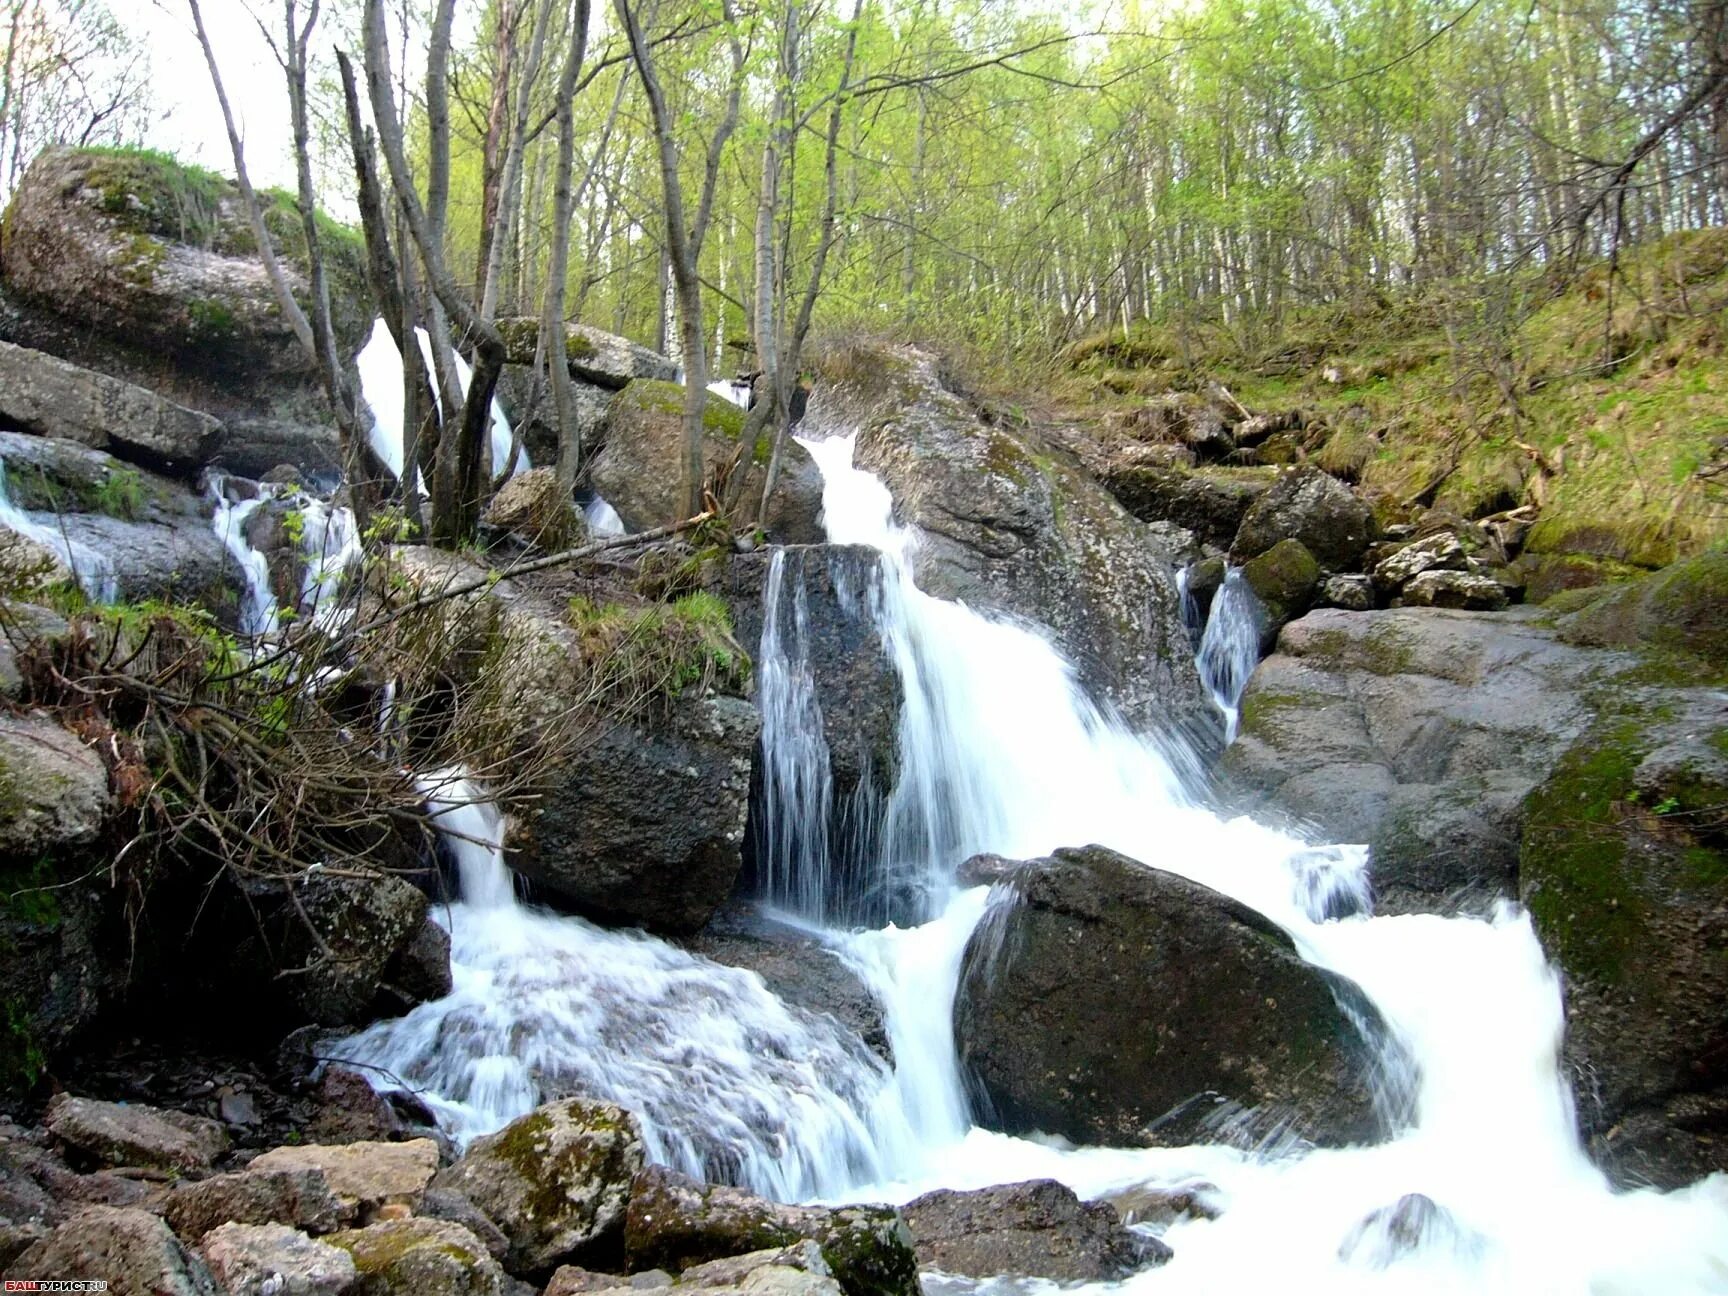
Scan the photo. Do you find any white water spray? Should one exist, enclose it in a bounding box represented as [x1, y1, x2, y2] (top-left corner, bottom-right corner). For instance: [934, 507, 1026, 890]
[1195, 567, 1265, 742]
[0, 459, 118, 602]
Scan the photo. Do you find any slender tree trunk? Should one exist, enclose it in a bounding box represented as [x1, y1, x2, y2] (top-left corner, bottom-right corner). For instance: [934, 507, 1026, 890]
[543, 0, 592, 489]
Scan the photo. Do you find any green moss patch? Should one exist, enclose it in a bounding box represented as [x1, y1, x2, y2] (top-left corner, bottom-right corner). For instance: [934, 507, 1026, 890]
[568, 589, 748, 706]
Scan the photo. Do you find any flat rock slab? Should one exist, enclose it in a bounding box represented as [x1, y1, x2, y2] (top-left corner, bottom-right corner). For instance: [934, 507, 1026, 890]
[249, 1139, 438, 1218]
[45, 1094, 228, 1174]
[165, 1167, 350, 1241]
[0, 340, 221, 474]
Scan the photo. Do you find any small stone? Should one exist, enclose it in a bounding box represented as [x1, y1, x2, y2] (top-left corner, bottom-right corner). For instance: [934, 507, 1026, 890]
[308, 1067, 401, 1145]
[1398, 569, 1509, 611]
[1373, 532, 1466, 589]
[219, 1091, 261, 1126]
[199, 1221, 358, 1296]
[1318, 574, 1374, 611]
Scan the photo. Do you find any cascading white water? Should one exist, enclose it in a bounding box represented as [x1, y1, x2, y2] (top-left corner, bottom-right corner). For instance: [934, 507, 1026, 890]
[0, 459, 119, 602]
[326, 420, 1728, 1293]
[207, 476, 277, 637]
[583, 494, 626, 538]
[754, 549, 837, 919]
[356, 318, 528, 488]
[709, 379, 754, 409]
[791, 431, 1728, 1294]
[335, 770, 900, 1202]
[1195, 566, 1265, 742]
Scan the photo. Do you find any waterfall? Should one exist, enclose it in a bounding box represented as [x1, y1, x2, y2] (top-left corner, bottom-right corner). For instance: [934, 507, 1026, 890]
[0, 459, 118, 603]
[754, 548, 836, 919]
[328, 426, 1728, 1293]
[334, 770, 899, 1202]
[207, 476, 277, 637]
[356, 318, 528, 489]
[583, 493, 626, 538]
[1195, 567, 1265, 742]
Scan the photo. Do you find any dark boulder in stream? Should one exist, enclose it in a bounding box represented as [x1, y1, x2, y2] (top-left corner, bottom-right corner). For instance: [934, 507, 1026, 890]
[954, 845, 1398, 1149]
[899, 1179, 1169, 1279]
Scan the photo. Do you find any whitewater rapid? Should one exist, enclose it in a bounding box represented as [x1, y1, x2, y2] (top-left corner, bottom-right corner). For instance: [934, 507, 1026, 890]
[338, 426, 1728, 1295]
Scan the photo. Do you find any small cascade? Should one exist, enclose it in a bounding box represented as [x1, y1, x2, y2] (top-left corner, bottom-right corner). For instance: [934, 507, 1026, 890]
[708, 379, 754, 409]
[583, 493, 626, 538]
[1195, 567, 1265, 742]
[334, 773, 898, 1203]
[207, 476, 278, 637]
[753, 549, 836, 920]
[356, 318, 529, 489]
[0, 459, 119, 602]
[205, 474, 361, 641]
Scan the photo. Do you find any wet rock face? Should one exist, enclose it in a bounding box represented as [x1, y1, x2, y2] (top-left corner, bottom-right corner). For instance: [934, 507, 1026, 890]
[1221, 607, 1611, 911]
[0, 431, 233, 612]
[899, 1179, 1170, 1280]
[513, 695, 760, 935]
[433, 1099, 645, 1278]
[953, 845, 1394, 1149]
[1520, 690, 1728, 1189]
[808, 344, 1208, 735]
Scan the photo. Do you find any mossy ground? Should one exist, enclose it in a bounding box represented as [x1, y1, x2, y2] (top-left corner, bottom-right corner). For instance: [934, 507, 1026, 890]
[621, 379, 749, 442]
[1051, 230, 1728, 574]
[567, 589, 748, 707]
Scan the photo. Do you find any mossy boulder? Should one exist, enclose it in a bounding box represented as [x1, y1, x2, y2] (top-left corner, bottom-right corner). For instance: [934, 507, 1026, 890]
[0, 147, 369, 383]
[1230, 466, 1376, 570]
[481, 467, 587, 552]
[1519, 692, 1728, 1188]
[622, 1165, 918, 1296]
[328, 1217, 506, 1296]
[953, 845, 1397, 1150]
[590, 379, 823, 542]
[1242, 538, 1320, 650]
[430, 1099, 644, 1279]
[1556, 550, 1728, 671]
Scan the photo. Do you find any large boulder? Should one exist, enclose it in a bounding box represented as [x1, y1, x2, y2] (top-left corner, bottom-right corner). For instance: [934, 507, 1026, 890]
[5, 1204, 221, 1294]
[1241, 538, 1320, 651]
[807, 345, 1207, 734]
[622, 1165, 917, 1296]
[1230, 466, 1376, 570]
[1221, 607, 1612, 911]
[482, 466, 586, 551]
[165, 1166, 350, 1242]
[899, 1180, 1168, 1280]
[953, 845, 1392, 1149]
[1097, 463, 1272, 548]
[494, 363, 614, 469]
[0, 432, 234, 610]
[0, 148, 370, 478]
[1520, 691, 1728, 1189]
[0, 342, 222, 475]
[511, 694, 759, 934]
[591, 379, 822, 543]
[431, 1098, 644, 1277]
[0, 147, 367, 383]
[249, 1140, 440, 1222]
[199, 1221, 358, 1296]
[328, 1217, 506, 1296]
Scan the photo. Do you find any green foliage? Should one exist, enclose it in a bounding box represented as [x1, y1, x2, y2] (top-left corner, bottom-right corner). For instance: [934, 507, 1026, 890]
[93, 467, 145, 521]
[567, 589, 749, 707]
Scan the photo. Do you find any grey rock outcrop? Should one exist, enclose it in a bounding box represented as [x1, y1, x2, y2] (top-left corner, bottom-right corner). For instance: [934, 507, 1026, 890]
[807, 344, 1206, 733]
[5, 1204, 221, 1294]
[1230, 466, 1375, 570]
[900, 1179, 1169, 1280]
[199, 1221, 358, 1296]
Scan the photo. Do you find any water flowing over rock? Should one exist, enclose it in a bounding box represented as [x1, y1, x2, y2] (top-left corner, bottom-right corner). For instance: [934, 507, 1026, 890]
[0, 432, 231, 609]
[899, 1179, 1169, 1279]
[805, 344, 1208, 734]
[954, 845, 1396, 1149]
[432, 1098, 644, 1277]
[717, 545, 902, 923]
